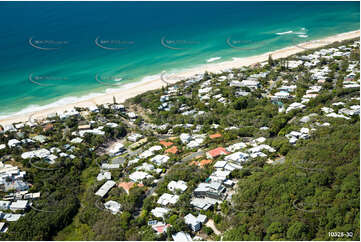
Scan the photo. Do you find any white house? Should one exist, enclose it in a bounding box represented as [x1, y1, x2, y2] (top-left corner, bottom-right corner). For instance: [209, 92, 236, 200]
[157, 193, 179, 206]
[129, 171, 153, 182]
[10, 200, 28, 211]
[172, 232, 193, 242]
[104, 200, 121, 214]
[167, 180, 188, 193]
[127, 133, 143, 142]
[97, 171, 111, 181]
[8, 139, 21, 148]
[151, 155, 170, 166]
[0, 201, 11, 210]
[184, 213, 201, 232]
[95, 180, 116, 197]
[151, 207, 169, 218]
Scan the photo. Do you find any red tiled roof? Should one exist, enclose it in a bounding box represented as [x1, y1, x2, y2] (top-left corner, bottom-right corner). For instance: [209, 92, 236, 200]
[160, 140, 174, 147]
[152, 224, 171, 234]
[207, 147, 229, 158]
[165, 146, 178, 154]
[190, 159, 212, 168]
[118, 182, 143, 194]
[209, 133, 222, 139]
[199, 159, 212, 167]
[43, 123, 53, 132]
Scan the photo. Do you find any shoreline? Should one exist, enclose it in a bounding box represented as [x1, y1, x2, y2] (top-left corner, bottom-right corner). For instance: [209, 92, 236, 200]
[1, 29, 359, 126]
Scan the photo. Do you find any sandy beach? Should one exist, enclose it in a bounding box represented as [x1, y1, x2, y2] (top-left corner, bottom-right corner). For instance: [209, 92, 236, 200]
[1, 30, 359, 126]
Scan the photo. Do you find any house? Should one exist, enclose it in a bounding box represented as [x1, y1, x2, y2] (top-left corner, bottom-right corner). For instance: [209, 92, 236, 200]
[129, 171, 153, 182]
[272, 91, 290, 100]
[101, 164, 120, 170]
[70, 137, 83, 144]
[160, 140, 173, 148]
[45, 154, 58, 164]
[59, 109, 79, 119]
[78, 129, 105, 137]
[165, 146, 179, 154]
[3, 125, 16, 133]
[96, 171, 111, 181]
[230, 80, 242, 87]
[0, 222, 8, 233]
[33, 135, 47, 143]
[3, 180, 28, 192]
[190, 197, 216, 210]
[23, 192, 40, 199]
[167, 180, 188, 193]
[104, 200, 121, 214]
[206, 147, 229, 159]
[127, 112, 137, 120]
[21, 148, 51, 159]
[127, 133, 143, 142]
[78, 124, 91, 130]
[151, 207, 169, 218]
[3, 213, 22, 222]
[118, 182, 144, 194]
[108, 143, 125, 156]
[184, 213, 208, 232]
[172, 232, 193, 242]
[224, 152, 249, 163]
[248, 144, 276, 153]
[129, 138, 148, 150]
[214, 160, 227, 169]
[43, 123, 54, 132]
[106, 122, 119, 128]
[235, 90, 250, 97]
[151, 155, 169, 166]
[151, 222, 171, 234]
[190, 159, 212, 168]
[9, 200, 28, 211]
[187, 138, 204, 149]
[112, 104, 125, 111]
[136, 162, 154, 172]
[226, 142, 247, 152]
[180, 133, 191, 144]
[184, 213, 201, 232]
[157, 193, 179, 206]
[95, 180, 116, 197]
[0, 201, 11, 210]
[286, 102, 306, 113]
[139, 150, 154, 159]
[209, 133, 222, 139]
[209, 170, 231, 183]
[149, 145, 162, 152]
[240, 80, 259, 89]
[194, 182, 226, 200]
[8, 139, 21, 148]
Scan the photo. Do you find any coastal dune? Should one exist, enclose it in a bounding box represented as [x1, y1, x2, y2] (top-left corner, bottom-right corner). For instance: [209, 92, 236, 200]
[1, 30, 359, 126]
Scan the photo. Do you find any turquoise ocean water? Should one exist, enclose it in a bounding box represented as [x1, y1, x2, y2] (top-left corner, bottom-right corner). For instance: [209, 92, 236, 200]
[0, 1, 359, 118]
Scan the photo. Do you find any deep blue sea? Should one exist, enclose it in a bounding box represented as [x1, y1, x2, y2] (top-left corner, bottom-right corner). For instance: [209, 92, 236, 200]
[0, 1, 359, 117]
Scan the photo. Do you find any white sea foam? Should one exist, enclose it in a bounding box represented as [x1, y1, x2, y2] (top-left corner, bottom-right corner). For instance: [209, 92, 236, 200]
[276, 27, 308, 36]
[0, 92, 104, 119]
[104, 73, 161, 93]
[297, 34, 308, 38]
[207, 57, 221, 63]
[0, 70, 175, 120]
[276, 30, 294, 35]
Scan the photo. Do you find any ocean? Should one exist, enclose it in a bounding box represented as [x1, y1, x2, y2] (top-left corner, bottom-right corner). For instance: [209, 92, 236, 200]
[0, 1, 359, 118]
